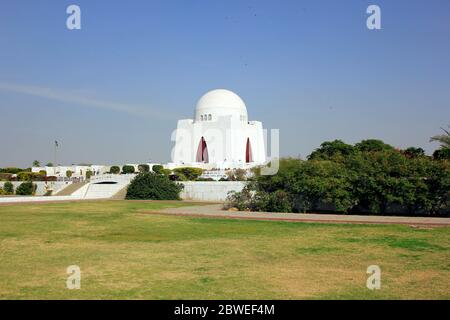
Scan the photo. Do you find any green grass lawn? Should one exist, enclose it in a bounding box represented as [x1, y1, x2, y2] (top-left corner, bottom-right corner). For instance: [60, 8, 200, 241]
[0, 200, 449, 299]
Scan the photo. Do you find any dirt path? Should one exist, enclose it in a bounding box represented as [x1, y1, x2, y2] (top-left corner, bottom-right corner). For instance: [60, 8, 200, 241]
[152, 204, 450, 227]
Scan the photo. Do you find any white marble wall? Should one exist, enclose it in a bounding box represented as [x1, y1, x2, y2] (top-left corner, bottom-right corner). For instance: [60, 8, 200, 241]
[180, 181, 246, 202]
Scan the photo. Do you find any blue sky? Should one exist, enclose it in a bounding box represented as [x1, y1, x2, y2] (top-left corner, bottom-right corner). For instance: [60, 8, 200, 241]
[1, 0, 449, 167]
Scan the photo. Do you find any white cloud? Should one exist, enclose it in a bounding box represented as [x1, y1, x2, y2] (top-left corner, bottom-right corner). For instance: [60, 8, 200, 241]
[0, 82, 173, 120]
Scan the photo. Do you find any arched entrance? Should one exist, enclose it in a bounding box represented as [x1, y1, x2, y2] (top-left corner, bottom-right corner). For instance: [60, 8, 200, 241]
[246, 138, 253, 163]
[196, 137, 209, 163]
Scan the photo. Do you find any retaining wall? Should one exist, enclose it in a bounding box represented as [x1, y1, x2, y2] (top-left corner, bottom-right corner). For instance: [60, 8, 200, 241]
[180, 181, 246, 202]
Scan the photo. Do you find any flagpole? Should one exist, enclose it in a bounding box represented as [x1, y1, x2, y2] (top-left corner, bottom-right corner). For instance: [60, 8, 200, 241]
[54, 140, 58, 166]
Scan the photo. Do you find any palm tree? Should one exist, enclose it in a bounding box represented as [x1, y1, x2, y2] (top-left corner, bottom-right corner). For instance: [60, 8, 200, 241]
[430, 126, 450, 148]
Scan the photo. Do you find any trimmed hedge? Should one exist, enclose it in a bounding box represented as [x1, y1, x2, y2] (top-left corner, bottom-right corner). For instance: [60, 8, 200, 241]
[138, 164, 150, 173]
[16, 182, 36, 196]
[122, 165, 135, 174]
[3, 181, 14, 194]
[152, 165, 164, 174]
[110, 166, 120, 174]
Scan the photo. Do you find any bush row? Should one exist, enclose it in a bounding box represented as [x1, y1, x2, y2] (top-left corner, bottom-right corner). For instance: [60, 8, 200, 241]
[226, 145, 450, 216]
[0, 181, 36, 196]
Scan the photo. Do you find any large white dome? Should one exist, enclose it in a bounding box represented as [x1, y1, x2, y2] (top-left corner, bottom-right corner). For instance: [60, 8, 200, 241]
[195, 89, 248, 121]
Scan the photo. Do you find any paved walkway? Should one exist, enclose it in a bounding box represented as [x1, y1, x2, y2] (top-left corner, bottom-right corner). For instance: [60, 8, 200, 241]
[153, 204, 450, 227]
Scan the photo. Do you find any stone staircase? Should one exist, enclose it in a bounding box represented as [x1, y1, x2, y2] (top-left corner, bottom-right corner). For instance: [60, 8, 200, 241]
[110, 186, 128, 200]
[54, 181, 88, 196]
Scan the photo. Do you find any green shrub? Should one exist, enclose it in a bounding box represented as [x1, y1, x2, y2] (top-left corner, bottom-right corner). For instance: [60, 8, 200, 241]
[173, 167, 203, 181]
[110, 166, 120, 174]
[122, 165, 135, 174]
[0, 187, 4, 195]
[152, 165, 164, 174]
[16, 182, 36, 196]
[171, 171, 187, 181]
[17, 172, 32, 181]
[86, 170, 93, 179]
[3, 182, 14, 194]
[231, 147, 450, 215]
[17, 172, 45, 181]
[224, 188, 254, 211]
[0, 167, 23, 174]
[66, 170, 73, 178]
[256, 190, 293, 213]
[125, 172, 183, 200]
[433, 148, 450, 160]
[138, 164, 150, 173]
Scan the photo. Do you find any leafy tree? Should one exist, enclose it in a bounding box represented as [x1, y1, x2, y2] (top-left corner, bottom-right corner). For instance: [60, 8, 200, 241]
[433, 148, 450, 160]
[403, 156, 449, 215]
[430, 126, 450, 148]
[227, 145, 450, 216]
[152, 165, 164, 174]
[66, 170, 73, 178]
[32, 160, 41, 167]
[308, 140, 354, 160]
[0, 167, 23, 174]
[86, 170, 93, 179]
[122, 165, 135, 174]
[402, 147, 425, 158]
[3, 181, 14, 195]
[354, 139, 394, 153]
[125, 172, 183, 200]
[16, 181, 36, 195]
[231, 158, 355, 213]
[138, 164, 150, 173]
[425, 160, 450, 215]
[289, 160, 355, 213]
[110, 166, 120, 174]
[346, 150, 414, 214]
[45, 163, 54, 167]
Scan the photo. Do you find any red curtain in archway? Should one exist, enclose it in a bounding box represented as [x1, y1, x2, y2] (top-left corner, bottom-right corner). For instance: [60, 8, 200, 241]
[196, 137, 209, 163]
[246, 138, 253, 163]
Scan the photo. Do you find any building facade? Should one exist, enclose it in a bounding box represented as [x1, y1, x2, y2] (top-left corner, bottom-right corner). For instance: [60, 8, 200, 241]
[171, 89, 266, 169]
